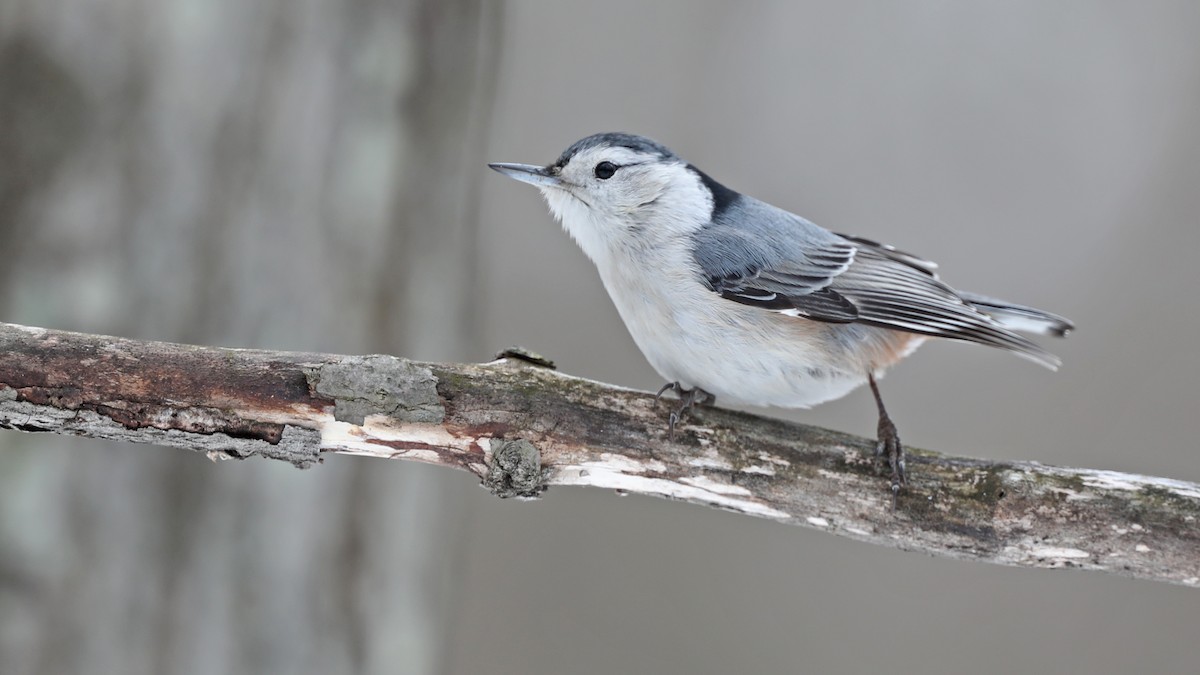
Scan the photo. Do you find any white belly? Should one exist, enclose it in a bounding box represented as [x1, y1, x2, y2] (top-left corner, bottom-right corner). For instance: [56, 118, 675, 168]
[597, 256, 914, 409]
[631, 307, 870, 408]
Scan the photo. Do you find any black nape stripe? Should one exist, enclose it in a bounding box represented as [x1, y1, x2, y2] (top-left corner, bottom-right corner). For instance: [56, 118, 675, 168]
[688, 165, 739, 220]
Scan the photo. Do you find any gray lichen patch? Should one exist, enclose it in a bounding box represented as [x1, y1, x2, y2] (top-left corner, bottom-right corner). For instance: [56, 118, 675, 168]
[493, 346, 557, 369]
[268, 425, 323, 467]
[306, 356, 443, 425]
[484, 438, 548, 499]
[0, 398, 321, 468]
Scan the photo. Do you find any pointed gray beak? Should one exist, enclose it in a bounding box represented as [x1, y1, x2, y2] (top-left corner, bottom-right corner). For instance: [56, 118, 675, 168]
[488, 162, 563, 189]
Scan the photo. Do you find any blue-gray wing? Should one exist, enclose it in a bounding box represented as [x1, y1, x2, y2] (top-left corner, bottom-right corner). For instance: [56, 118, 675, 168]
[691, 196, 1061, 368]
[692, 198, 861, 320]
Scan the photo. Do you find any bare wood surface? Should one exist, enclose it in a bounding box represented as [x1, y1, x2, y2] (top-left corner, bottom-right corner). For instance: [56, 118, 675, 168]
[1, 321, 1197, 587]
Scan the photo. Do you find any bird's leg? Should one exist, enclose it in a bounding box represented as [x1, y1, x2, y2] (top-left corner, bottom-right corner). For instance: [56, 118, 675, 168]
[868, 373, 905, 508]
[655, 382, 715, 441]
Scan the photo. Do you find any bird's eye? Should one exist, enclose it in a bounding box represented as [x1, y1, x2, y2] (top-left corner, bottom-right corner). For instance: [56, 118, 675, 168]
[594, 161, 618, 180]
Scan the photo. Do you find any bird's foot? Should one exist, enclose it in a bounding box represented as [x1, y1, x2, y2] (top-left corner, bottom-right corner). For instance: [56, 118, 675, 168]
[875, 415, 906, 511]
[867, 372, 906, 510]
[654, 381, 682, 404]
[655, 382, 715, 441]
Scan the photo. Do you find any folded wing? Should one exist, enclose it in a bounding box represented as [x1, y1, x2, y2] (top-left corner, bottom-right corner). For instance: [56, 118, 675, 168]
[691, 196, 1068, 369]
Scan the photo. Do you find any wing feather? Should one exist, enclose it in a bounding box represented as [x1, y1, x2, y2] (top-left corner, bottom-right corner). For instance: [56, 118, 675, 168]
[691, 195, 1064, 369]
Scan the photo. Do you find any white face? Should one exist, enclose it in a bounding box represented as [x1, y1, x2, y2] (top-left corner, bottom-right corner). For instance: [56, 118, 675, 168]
[534, 145, 712, 266]
[543, 146, 672, 220]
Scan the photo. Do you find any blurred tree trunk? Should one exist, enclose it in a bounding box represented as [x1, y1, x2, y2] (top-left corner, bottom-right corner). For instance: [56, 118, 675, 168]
[0, 1, 501, 674]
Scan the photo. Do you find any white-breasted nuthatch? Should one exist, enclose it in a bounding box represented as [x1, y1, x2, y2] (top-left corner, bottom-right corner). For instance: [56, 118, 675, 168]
[490, 132, 1072, 497]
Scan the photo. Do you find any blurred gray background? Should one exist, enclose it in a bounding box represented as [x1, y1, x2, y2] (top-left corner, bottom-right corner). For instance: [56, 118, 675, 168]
[2, 1, 1198, 673]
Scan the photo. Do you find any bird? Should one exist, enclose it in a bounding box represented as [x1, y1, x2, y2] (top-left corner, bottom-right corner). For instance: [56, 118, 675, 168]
[489, 132, 1073, 500]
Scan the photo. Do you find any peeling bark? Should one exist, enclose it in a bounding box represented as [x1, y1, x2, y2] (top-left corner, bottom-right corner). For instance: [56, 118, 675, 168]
[2, 321, 1198, 588]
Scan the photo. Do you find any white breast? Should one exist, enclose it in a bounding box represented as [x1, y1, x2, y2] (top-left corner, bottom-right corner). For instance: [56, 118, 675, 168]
[594, 246, 882, 409]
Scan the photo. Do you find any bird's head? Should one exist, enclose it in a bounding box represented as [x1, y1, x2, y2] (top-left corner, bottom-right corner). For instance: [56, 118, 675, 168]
[490, 133, 720, 264]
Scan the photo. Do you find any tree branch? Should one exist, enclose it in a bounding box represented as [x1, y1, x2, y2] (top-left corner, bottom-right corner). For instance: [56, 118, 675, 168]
[1, 321, 1197, 587]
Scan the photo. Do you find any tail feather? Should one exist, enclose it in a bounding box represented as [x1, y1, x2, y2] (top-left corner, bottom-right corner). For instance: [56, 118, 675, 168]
[959, 291, 1075, 338]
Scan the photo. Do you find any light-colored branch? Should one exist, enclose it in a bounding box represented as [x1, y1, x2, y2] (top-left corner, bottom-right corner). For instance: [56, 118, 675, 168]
[1, 321, 1197, 587]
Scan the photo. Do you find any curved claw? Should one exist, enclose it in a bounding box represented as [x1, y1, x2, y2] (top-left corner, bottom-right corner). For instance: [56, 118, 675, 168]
[655, 382, 715, 442]
[655, 381, 680, 404]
